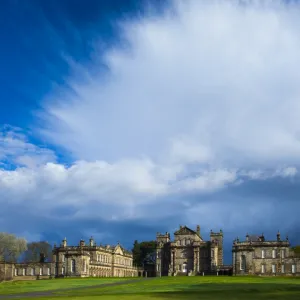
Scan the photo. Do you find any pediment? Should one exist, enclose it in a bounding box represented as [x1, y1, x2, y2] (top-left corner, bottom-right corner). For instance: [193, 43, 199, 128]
[174, 226, 197, 236]
[114, 244, 124, 255]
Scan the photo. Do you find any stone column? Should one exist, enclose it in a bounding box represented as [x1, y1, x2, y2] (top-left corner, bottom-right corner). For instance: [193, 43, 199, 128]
[172, 250, 176, 272]
[193, 248, 200, 273]
[197, 249, 200, 272]
[170, 250, 173, 275]
[193, 248, 197, 273]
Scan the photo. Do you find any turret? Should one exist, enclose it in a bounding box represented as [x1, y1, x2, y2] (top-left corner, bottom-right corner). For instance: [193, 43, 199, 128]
[156, 232, 170, 244]
[210, 229, 224, 266]
[89, 236, 94, 247]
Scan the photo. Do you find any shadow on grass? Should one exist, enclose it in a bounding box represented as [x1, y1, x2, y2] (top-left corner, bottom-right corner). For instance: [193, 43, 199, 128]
[145, 283, 300, 300]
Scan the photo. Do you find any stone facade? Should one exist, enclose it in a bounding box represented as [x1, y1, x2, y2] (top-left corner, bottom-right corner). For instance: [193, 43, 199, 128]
[8, 237, 138, 280]
[52, 237, 138, 278]
[156, 225, 224, 276]
[232, 232, 300, 276]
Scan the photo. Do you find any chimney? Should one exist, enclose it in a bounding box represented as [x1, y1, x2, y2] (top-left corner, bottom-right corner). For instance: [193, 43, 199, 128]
[89, 236, 94, 247]
[62, 237, 67, 248]
[246, 233, 249, 242]
[277, 230, 281, 241]
[196, 225, 200, 236]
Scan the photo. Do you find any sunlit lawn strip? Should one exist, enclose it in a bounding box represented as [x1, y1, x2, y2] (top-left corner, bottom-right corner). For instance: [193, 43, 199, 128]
[0, 277, 131, 295]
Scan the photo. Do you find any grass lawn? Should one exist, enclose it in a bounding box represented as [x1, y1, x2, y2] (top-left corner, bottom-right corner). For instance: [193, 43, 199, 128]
[1, 276, 300, 299]
[0, 277, 132, 295]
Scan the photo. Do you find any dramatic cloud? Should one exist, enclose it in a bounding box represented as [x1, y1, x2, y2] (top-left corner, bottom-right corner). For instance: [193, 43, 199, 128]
[1, 0, 300, 252]
[42, 0, 300, 168]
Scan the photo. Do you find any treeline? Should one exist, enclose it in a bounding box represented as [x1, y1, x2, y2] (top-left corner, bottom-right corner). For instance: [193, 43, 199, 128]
[0, 232, 52, 263]
[132, 240, 157, 267]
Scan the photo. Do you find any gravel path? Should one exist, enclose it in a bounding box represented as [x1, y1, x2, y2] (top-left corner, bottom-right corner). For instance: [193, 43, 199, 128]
[0, 278, 151, 299]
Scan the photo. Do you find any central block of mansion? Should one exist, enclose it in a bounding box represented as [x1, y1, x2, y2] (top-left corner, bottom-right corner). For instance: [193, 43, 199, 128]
[156, 225, 224, 276]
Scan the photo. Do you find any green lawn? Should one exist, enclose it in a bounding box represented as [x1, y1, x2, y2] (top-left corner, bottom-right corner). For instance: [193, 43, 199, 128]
[1, 276, 300, 300]
[0, 277, 131, 295]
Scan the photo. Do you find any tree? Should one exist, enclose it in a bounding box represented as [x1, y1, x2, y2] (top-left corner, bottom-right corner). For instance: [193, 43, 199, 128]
[140, 241, 157, 265]
[132, 240, 142, 267]
[23, 241, 53, 263]
[132, 240, 157, 267]
[0, 232, 27, 263]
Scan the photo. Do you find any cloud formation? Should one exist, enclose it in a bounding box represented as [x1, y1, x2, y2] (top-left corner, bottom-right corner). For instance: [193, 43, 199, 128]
[1, 0, 300, 250]
[42, 0, 300, 167]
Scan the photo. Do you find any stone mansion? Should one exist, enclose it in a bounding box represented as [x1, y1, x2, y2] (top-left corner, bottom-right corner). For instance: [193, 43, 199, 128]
[1, 225, 300, 280]
[233, 232, 300, 276]
[5, 237, 138, 280]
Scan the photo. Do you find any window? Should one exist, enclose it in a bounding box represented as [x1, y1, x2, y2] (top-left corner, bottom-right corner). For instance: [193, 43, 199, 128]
[272, 264, 276, 273]
[281, 264, 285, 273]
[182, 239, 186, 246]
[240, 255, 246, 271]
[71, 259, 76, 273]
[83, 260, 87, 272]
[62, 254, 65, 262]
[186, 239, 190, 245]
[261, 265, 265, 273]
[281, 249, 285, 259]
[261, 250, 265, 258]
[39, 268, 43, 276]
[272, 249, 276, 259]
[211, 250, 215, 258]
[292, 264, 296, 274]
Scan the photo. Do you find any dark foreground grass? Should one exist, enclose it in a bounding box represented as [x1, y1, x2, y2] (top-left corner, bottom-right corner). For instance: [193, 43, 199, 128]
[1, 276, 300, 300]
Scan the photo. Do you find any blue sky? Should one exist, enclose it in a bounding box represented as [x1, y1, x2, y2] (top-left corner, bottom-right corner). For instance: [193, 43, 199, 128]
[1, 0, 300, 264]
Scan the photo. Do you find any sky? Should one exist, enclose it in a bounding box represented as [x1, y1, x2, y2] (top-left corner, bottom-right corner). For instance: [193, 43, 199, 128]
[1, 0, 300, 264]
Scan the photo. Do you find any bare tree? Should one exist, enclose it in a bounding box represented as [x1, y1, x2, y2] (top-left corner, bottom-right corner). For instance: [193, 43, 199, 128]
[0, 232, 27, 262]
[0, 232, 27, 281]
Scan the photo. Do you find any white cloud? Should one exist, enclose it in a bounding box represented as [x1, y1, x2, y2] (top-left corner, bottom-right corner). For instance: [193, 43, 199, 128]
[40, 0, 300, 171]
[2, 0, 300, 234]
[0, 125, 56, 168]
